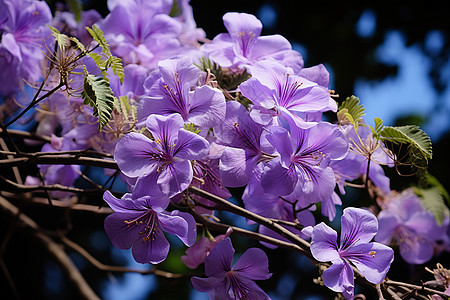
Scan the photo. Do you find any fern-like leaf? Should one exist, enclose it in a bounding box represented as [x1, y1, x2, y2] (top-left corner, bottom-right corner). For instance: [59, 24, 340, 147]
[81, 67, 115, 130]
[48, 25, 70, 51]
[86, 25, 111, 56]
[109, 56, 124, 84]
[337, 95, 365, 127]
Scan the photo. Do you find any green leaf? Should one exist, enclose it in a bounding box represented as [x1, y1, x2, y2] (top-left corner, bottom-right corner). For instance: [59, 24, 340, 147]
[67, 0, 83, 23]
[109, 56, 124, 84]
[414, 187, 448, 225]
[369, 117, 384, 139]
[380, 125, 432, 160]
[420, 172, 450, 205]
[86, 25, 111, 56]
[69, 37, 86, 52]
[81, 67, 115, 130]
[380, 125, 432, 172]
[183, 123, 201, 134]
[337, 95, 365, 127]
[48, 25, 70, 51]
[169, 0, 183, 17]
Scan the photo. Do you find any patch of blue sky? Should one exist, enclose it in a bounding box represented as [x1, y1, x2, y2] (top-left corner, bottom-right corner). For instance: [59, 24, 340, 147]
[354, 31, 450, 141]
[101, 247, 156, 300]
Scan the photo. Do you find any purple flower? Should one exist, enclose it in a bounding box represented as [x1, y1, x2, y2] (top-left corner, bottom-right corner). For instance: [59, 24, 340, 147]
[311, 207, 394, 299]
[138, 56, 226, 128]
[215, 101, 274, 187]
[114, 113, 209, 197]
[239, 60, 332, 128]
[201, 12, 302, 72]
[191, 237, 272, 299]
[375, 189, 449, 264]
[262, 121, 348, 200]
[181, 228, 233, 269]
[99, 0, 182, 69]
[0, 0, 51, 96]
[103, 191, 196, 264]
[53, 9, 102, 44]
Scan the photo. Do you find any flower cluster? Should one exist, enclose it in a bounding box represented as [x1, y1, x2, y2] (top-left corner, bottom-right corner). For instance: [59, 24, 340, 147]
[1, 0, 448, 299]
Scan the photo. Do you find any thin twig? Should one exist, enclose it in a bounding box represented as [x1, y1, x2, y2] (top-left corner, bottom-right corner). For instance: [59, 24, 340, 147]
[0, 175, 104, 194]
[60, 236, 190, 278]
[385, 280, 449, 297]
[0, 191, 113, 214]
[376, 284, 385, 300]
[0, 259, 21, 300]
[386, 287, 402, 300]
[0, 155, 118, 169]
[0, 196, 100, 300]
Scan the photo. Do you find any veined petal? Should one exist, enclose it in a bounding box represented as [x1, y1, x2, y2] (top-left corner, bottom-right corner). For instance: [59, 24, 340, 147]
[340, 207, 378, 249]
[249, 35, 295, 62]
[131, 226, 170, 264]
[114, 132, 159, 178]
[346, 242, 394, 284]
[146, 113, 184, 147]
[157, 159, 193, 197]
[219, 147, 253, 187]
[132, 172, 168, 202]
[233, 248, 272, 280]
[223, 12, 262, 43]
[204, 238, 234, 277]
[322, 259, 355, 299]
[310, 222, 340, 262]
[158, 55, 198, 91]
[188, 85, 226, 128]
[104, 212, 143, 250]
[103, 191, 143, 213]
[158, 210, 197, 247]
[261, 158, 297, 196]
[173, 129, 209, 161]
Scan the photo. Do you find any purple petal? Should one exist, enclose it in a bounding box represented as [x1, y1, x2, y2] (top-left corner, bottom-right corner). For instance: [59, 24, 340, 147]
[103, 191, 143, 213]
[204, 238, 234, 277]
[322, 259, 355, 299]
[249, 35, 295, 62]
[158, 55, 199, 90]
[132, 172, 168, 202]
[233, 248, 272, 280]
[131, 226, 170, 264]
[346, 242, 394, 284]
[187, 85, 226, 128]
[181, 237, 211, 269]
[158, 210, 197, 247]
[219, 147, 253, 187]
[298, 64, 330, 89]
[145, 113, 184, 146]
[157, 160, 193, 197]
[223, 12, 262, 42]
[114, 132, 158, 178]
[191, 275, 224, 292]
[310, 222, 340, 262]
[261, 158, 297, 196]
[397, 226, 434, 264]
[104, 212, 143, 249]
[375, 211, 400, 244]
[340, 207, 378, 249]
[321, 192, 342, 222]
[173, 129, 209, 161]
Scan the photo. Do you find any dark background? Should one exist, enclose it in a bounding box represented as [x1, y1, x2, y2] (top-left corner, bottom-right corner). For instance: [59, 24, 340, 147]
[1, 0, 449, 299]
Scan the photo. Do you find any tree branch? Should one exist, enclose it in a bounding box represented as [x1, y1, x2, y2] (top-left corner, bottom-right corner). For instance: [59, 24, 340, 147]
[0, 196, 100, 300]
